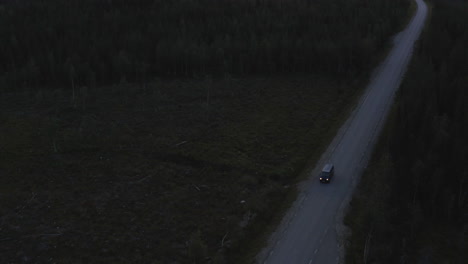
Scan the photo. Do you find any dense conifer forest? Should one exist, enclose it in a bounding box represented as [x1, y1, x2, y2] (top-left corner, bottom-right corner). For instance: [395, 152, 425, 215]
[346, 0, 468, 262]
[0, 0, 408, 88]
[0, 0, 411, 263]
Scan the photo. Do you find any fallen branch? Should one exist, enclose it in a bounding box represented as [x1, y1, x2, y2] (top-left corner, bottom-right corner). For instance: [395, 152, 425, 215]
[38, 233, 63, 237]
[174, 141, 188, 147]
[24, 233, 63, 238]
[221, 232, 228, 247]
[136, 175, 152, 183]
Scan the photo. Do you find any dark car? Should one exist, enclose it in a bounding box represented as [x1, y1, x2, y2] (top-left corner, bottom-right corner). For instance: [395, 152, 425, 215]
[319, 163, 334, 183]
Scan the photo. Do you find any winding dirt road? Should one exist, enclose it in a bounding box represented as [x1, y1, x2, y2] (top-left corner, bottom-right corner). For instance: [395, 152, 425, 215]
[256, 0, 428, 263]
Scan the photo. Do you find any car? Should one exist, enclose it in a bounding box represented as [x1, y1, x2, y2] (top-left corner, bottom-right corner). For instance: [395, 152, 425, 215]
[319, 163, 334, 183]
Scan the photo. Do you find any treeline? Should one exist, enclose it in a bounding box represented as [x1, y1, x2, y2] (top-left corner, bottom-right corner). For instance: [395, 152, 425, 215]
[392, 0, 468, 225]
[0, 0, 409, 89]
[346, 0, 468, 262]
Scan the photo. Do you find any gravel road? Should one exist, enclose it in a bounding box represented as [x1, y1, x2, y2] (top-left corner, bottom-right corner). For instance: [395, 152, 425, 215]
[257, 0, 428, 263]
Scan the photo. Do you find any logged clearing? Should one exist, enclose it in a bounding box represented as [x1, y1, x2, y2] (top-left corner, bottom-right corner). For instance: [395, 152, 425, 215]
[1, 76, 357, 263]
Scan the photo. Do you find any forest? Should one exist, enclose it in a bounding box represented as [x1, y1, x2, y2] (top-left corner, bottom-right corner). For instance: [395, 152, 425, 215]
[0, 0, 412, 263]
[345, 0, 468, 262]
[0, 0, 409, 89]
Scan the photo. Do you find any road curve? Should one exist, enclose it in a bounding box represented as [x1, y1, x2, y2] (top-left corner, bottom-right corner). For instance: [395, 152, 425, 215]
[256, 0, 428, 263]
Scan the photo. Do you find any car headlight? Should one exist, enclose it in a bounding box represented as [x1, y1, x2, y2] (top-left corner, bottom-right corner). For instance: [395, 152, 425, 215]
[319, 178, 322, 180]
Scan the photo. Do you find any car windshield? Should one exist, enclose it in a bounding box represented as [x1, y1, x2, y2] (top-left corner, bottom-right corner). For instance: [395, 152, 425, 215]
[321, 171, 330, 177]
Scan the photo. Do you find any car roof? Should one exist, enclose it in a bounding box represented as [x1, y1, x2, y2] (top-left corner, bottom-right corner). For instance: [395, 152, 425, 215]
[322, 163, 334, 172]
